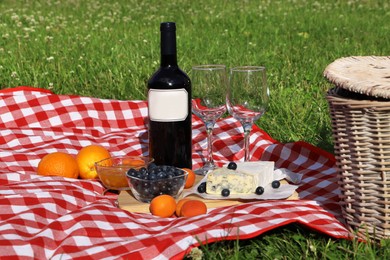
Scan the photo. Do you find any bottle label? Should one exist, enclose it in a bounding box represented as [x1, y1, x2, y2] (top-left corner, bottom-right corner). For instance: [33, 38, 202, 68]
[148, 88, 189, 122]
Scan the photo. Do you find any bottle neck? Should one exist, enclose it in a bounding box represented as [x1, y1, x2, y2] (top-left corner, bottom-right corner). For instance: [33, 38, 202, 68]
[161, 54, 177, 67]
[160, 28, 177, 67]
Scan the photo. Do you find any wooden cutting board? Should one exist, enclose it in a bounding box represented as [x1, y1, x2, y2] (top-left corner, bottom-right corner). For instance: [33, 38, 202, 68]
[118, 176, 299, 214]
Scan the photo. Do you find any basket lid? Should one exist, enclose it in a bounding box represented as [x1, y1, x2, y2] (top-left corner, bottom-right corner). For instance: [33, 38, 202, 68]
[324, 56, 390, 99]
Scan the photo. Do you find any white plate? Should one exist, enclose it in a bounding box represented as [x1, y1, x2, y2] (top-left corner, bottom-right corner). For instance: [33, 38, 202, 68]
[182, 165, 302, 200]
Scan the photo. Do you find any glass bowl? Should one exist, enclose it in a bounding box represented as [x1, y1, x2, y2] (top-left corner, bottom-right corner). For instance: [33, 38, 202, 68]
[126, 166, 189, 203]
[95, 156, 154, 191]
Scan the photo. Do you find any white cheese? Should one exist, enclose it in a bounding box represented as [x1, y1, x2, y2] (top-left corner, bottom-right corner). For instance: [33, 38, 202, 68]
[234, 161, 274, 187]
[206, 168, 255, 194]
[205, 161, 276, 195]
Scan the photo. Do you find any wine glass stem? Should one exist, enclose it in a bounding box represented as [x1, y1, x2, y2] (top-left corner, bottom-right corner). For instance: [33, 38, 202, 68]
[243, 123, 252, 161]
[206, 127, 214, 166]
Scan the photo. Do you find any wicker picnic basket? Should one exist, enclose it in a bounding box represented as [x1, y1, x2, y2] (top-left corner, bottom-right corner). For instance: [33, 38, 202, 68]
[324, 56, 390, 240]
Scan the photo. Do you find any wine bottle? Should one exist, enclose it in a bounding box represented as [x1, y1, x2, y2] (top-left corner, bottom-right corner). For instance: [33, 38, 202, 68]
[147, 22, 192, 169]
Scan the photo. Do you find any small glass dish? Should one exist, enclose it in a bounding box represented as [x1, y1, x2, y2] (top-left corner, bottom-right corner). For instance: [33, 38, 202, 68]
[95, 156, 154, 191]
[126, 167, 189, 203]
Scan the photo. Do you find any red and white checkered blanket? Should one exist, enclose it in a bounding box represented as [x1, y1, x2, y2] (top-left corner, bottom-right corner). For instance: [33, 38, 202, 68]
[0, 87, 350, 259]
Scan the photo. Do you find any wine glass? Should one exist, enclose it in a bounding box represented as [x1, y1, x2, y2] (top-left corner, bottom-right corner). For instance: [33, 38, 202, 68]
[192, 65, 228, 175]
[226, 66, 269, 161]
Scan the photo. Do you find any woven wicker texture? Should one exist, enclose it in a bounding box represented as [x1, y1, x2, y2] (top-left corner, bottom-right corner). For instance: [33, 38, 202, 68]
[326, 58, 390, 239]
[324, 56, 390, 99]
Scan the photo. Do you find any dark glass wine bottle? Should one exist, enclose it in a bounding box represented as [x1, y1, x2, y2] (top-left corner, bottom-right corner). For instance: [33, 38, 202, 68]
[147, 22, 192, 169]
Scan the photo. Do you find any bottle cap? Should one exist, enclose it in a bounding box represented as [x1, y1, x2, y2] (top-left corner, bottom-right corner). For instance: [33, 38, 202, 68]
[160, 22, 176, 32]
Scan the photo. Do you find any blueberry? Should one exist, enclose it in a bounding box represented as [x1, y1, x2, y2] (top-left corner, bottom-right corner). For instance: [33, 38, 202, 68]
[255, 186, 264, 195]
[271, 180, 281, 189]
[197, 182, 206, 193]
[151, 185, 160, 195]
[166, 172, 175, 179]
[139, 167, 148, 175]
[148, 174, 157, 180]
[149, 168, 158, 175]
[157, 171, 167, 179]
[148, 162, 157, 171]
[127, 168, 137, 177]
[227, 162, 237, 170]
[142, 188, 150, 196]
[160, 184, 167, 192]
[221, 189, 230, 197]
[153, 167, 163, 173]
[138, 173, 147, 180]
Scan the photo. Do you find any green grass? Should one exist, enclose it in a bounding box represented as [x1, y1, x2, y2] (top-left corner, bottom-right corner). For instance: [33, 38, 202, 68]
[186, 224, 390, 260]
[1, 0, 389, 148]
[1, 0, 390, 259]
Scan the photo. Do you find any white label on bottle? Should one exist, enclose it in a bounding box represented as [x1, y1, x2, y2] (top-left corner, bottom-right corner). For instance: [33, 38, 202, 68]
[148, 88, 188, 122]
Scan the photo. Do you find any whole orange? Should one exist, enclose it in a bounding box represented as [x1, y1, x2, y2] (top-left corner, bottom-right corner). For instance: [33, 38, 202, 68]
[149, 194, 177, 218]
[76, 144, 111, 179]
[180, 200, 207, 217]
[37, 152, 79, 179]
[183, 168, 196, 189]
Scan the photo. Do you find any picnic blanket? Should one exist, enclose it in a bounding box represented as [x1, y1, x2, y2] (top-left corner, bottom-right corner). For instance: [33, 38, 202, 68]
[0, 86, 351, 259]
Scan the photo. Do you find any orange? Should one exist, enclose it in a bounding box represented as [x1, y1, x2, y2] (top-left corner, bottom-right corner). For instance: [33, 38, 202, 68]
[37, 152, 79, 179]
[175, 198, 190, 217]
[149, 194, 176, 218]
[183, 168, 196, 189]
[76, 144, 111, 179]
[180, 200, 207, 217]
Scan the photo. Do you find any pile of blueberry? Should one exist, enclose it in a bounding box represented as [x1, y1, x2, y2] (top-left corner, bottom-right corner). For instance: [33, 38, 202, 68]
[126, 163, 186, 200]
[197, 161, 281, 197]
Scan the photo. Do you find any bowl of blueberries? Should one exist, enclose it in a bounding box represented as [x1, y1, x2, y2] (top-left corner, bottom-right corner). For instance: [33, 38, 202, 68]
[126, 163, 189, 203]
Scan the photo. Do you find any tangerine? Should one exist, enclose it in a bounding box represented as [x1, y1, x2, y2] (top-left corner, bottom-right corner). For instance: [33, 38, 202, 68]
[149, 194, 176, 218]
[183, 168, 196, 189]
[175, 198, 190, 217]
[180, 200, 207, 217]
[76, 144, 111, 179]
[37, 152, 79, 179]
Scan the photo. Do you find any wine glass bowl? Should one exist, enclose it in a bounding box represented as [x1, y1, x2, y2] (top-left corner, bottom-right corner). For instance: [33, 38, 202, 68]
[192, 99, 226, 127]
[192, 65, 228, 175]
[226, 66, 269, 161]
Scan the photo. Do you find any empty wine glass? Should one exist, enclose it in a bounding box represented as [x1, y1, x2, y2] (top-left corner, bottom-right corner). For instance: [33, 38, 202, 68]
[192, 65, 227, 175]
[226, 66, 269, 161]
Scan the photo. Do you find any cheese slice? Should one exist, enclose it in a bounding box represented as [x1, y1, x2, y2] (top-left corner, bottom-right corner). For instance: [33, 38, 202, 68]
[206, 168, 255, 195]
